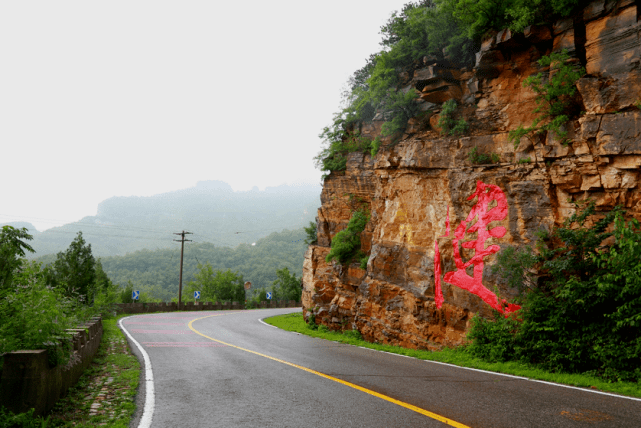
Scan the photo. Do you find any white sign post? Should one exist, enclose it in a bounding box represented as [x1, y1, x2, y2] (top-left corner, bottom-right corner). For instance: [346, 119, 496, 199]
[266, 291, 272, 300]
[132, 290, 140, 301]
[194, 291, 200, 304]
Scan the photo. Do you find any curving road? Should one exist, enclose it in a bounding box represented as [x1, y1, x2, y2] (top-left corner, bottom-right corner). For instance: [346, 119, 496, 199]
[120, 308, 641, 427]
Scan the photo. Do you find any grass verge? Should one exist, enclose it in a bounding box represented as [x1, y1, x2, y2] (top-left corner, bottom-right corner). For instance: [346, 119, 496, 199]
[264, 312, 641, 400]
[46, 314, 140, 427]
[1, 314, 141, 428]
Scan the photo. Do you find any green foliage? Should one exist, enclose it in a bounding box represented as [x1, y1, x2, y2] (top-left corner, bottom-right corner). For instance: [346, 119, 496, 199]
[437, 99, 469, 136]
[490, 245, 538, 293]
[370, 137, 382, 157]
[316, 2, 585, 173]
[0, 407, 49, 428]
[468, 204, 641, 383]
[359, 255, 369, 270]
[517, 157, 532, 164]
[325, 210, 370, 265]
[184, 263, 245, 303]
[509, 50, 585, 148]
[272, 267, 301, 302]
[468, 146, 499, 164]
[635, 99, 641, 110]
[304, 221, 317, 245]
[0, 260, 75, 367]
[465, 311, 520, 362]
[1, 226, 35, 291]
[315, 121, 376, 174]
[379, 89, 421, 140]
[97, 228, 307, 302]
[45, 232, 96, 305]
[119, 281, 135, 304]
[0, 233, 118, 370]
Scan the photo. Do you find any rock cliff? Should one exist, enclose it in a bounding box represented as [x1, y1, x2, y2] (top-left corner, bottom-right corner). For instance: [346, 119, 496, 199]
[303, 0, 641, 350]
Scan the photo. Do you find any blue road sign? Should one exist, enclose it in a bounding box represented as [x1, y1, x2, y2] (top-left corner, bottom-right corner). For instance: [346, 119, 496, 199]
[194, 291, 201, 299]
[266, 292, 272, 300]
[132, 290, 140, 300]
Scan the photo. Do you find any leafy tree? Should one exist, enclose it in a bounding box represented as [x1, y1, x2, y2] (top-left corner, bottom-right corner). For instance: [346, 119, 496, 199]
[94, 259, 113, 293]
[119, 281, 135, 303]
[272, 267, 301, 302]
[185, 263, 245, 303]
[46, 232, 96, 304]
[0, 226, 35, 291]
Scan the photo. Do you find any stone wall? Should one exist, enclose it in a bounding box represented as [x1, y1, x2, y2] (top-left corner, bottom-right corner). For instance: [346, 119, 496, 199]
[0, 317, 103, 416]
[303, 0, 641, 350]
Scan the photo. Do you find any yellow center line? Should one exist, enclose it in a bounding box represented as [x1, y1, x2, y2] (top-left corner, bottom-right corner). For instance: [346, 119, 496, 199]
[188, 314, 470, 428]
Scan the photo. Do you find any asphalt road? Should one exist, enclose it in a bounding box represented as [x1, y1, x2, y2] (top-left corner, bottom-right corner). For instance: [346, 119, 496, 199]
[120, 308, 641, 427]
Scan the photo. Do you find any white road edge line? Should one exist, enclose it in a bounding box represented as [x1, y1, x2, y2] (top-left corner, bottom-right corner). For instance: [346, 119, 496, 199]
[262, 315, 641, 403]
[356, 348, 641, 402]
[119, 316, 155, 428]
[258, 318, 279, 329]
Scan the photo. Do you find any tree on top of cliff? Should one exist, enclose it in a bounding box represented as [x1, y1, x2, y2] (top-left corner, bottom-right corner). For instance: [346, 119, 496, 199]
[316, 0, 586, 176]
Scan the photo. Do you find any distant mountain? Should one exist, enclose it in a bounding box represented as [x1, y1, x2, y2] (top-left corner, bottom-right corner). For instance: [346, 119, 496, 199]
[1, 222, 40, 235]
[14, 180, 320, 258]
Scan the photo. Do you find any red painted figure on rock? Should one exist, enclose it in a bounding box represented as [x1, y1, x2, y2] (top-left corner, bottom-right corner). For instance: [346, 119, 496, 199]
[434, 181, 520, 316]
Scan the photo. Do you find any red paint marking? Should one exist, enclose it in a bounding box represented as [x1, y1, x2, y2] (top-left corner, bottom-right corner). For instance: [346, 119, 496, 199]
[434, 241, 444, 308]
[439, 205, 450, 237]
[129, 329, 195, 334]
[435, 181, 521, 316]
[142, 342, 227, 348]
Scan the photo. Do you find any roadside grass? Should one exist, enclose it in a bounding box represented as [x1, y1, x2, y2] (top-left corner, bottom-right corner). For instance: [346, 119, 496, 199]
[45, 314, 139, 427]
[264, 312, 641, 400]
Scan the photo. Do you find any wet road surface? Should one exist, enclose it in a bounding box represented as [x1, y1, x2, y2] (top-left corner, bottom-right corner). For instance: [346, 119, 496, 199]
[120, 308, 641, 427]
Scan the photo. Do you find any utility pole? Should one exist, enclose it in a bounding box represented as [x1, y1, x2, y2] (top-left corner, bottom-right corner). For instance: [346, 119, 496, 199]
[173, 231, 192, 308]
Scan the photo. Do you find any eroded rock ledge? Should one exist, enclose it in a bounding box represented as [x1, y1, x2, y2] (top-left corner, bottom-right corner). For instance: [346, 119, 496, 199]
[303, 0, 641, 349]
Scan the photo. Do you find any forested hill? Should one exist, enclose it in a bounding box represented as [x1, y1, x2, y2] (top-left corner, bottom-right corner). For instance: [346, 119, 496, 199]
[14, 180, 320, 258]
[97, 228, 308, 302]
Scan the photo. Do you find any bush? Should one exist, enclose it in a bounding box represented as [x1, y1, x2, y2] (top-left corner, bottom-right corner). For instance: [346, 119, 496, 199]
[509, 50, 585, 148]
[437, 99, 468, 135]
[272, 267, 301, 302]
[467, 204, 641, 383]
[304, 221, 317, 245]
[325, 210, 370, 264]
[468, 146, 499, 164]
[359, 255, 369, 270]
[0, 407, 49, 428]
[184, 264, 245, 303]
[0, 228, 115, 368]
[0, 261, 75, 367]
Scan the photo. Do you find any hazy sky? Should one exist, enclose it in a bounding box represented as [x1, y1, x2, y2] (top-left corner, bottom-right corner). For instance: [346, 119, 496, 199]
[0, 1, 410, 231]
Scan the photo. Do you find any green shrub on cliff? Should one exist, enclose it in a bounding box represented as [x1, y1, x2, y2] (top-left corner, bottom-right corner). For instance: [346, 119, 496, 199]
[466, 204, 641, 383]
[326, 209, 370, 265]
[304, 221, 318, 245]
[509, 50, 585, 148]
[438, 99, 469, 135]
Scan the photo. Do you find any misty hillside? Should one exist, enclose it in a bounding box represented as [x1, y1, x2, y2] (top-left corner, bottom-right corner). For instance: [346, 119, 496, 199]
[8, 180, 320, 257]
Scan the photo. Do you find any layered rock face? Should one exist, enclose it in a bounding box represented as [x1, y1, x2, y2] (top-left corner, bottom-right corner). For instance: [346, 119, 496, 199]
[303, 0, 641, 350]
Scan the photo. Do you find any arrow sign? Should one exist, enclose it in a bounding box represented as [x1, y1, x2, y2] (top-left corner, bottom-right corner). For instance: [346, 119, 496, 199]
[132, 290, 140, 300]
[194, 291, 201, 299]
[266, 292, 272, 300]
